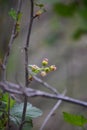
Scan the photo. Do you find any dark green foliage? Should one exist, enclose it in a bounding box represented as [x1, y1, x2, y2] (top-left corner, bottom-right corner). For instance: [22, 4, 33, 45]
[0, 0, 10, 6]
[83, 0, 87, 6]
[0, 92, 15, 129]
[52, 1, 87, 39]
[53, 3, 77, 17]
[78, 7, 87, 20]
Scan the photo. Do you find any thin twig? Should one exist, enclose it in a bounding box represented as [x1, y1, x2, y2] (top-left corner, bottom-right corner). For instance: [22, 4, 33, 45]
[33, 75, 59, 94]
[19, 0, 34, 130]
[31, 90, 87, 107]
[40, 90, 66, 130]
[24, 0, 34, 87]
[1, 0, 22, 81]
[5, 81, 23, 94]
[32, 75, 65, 129]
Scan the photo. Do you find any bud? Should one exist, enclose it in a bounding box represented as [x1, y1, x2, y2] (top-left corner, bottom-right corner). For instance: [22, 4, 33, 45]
[36, 10, 43, 16]
[31, 65, 40, 72]
[50, 65, 57, 71]
[16, 22, 20, 32]
[40, 71, 46, 77]
[45, 67, 50, 73]
[29, 75, 33, 81]
[42, 58, 48, 66]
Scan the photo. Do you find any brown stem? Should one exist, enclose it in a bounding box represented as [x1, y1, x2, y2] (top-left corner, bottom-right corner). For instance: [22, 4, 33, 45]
[19, 0, 34, 130]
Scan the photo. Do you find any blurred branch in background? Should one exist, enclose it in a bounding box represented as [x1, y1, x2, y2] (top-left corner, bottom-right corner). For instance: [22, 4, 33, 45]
[1, 0, 22, 81]
[0, 80, 87, 107]
[40, 90, 66, 130]
[0, 0, 17, 79]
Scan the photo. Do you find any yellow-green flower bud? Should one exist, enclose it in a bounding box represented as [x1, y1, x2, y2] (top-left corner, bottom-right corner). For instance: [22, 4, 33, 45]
[28, 75, 33, 81]
[50, 65, 57, 71]
[40, 71, 46, 77]
[31, 65, 40, 72]
[45, 67, 50, 73]
[42, 58, 48, 66]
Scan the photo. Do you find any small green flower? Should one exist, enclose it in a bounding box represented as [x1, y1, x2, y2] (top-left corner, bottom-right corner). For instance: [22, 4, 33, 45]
[50, 65, 57, 71]
[40, 71, 46, 77]
[42, 58, 48, 66]
[44, 67, 50, 73]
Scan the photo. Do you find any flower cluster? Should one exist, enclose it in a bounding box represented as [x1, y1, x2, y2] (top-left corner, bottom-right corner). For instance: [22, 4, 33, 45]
[28, 58, 56, 81]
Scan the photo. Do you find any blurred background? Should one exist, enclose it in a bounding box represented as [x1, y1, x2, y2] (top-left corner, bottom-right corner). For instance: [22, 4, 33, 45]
[0, 0, 87, 130]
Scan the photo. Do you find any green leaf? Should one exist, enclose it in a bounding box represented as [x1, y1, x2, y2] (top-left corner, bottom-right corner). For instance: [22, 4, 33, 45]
[10, 103, 42, 128]
[63, 112, 87, 127]
[10, 98, 15, 109]
[10, 116, 20, 126]
[0, 101, 7, 110]
[53, 3, 77, 17]
[10, 115, 33, 129]
[2, 93, 8, 103]
[8, 8, 17, 20]
[10, 103, 42, 118]
[22, 121, 33, 130]
[2, 93, 15, 110]
[40, 0, 59, 4]
[35, 3, 44, 8]
[26, 104, 43, 118]
[10, 103, 42, 125]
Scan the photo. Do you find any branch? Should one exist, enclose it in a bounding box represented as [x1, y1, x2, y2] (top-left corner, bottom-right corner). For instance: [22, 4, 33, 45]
[1, 0, 22, 81]
[19, 0, 34, 129]
[28, 90, 87, 107]
[0, 81, 22, 94]
[0, 81, 87, 107]
[40, 90, 66, 130]
[33, 75, 59, 94]
[24, 0, 34, 86]
[32, 75, 65, 129]
[32, 76, 65, 129]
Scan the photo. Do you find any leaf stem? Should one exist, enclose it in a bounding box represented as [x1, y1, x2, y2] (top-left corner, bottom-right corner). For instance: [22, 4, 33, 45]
[7, 95, 10, 130]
